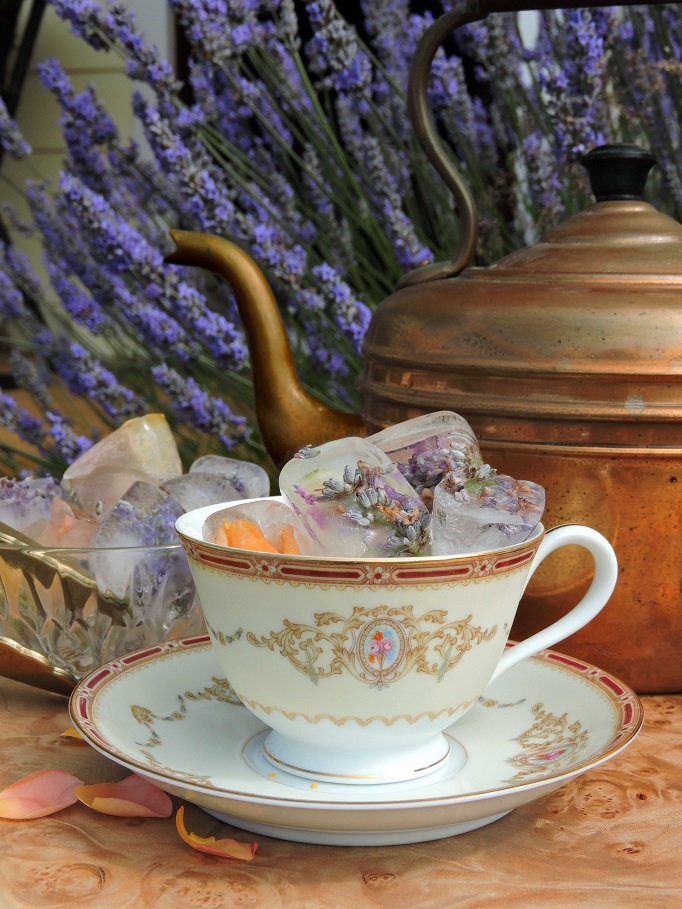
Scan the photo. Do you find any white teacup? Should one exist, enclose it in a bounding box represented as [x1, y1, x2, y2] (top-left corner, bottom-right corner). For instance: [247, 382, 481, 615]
[176, 498, 617, 785]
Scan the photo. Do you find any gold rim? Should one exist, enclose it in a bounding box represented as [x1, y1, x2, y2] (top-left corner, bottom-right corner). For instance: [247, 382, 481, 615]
[260, 738, 451, 780]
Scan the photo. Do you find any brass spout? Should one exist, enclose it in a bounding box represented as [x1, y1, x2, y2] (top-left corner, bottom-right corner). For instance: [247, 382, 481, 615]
[165, 231, 364, 464]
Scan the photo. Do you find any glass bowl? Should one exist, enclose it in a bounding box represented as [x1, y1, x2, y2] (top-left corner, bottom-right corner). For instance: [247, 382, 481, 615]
[0, 533, 204, 689]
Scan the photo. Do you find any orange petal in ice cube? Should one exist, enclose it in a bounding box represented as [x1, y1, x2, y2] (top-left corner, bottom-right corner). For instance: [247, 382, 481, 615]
[74, 773, 172, 817]
[276, 525, 301, 555]
[214, 522, 230, 546]
[221, 519, 278, 553]
[175, 806, 258, 860]
[0, 769, 84, 819]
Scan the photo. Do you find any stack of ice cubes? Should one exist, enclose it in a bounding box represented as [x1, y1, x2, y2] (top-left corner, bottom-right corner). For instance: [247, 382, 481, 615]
[0, 414, 271, 601]
[208, 411, 545, 558]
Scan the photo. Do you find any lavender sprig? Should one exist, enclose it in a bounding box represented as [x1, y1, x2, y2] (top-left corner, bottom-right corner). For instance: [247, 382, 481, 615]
[0, 97, 31, 159]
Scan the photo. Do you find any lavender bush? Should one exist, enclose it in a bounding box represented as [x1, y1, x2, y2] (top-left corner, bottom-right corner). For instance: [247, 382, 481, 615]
[0, 0, 680, 479]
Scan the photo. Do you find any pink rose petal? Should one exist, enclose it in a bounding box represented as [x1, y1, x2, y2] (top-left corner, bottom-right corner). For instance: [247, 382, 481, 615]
[175, 806, 258, 860]
[0, 769, 84, 819]
[74, 773, 172, 817]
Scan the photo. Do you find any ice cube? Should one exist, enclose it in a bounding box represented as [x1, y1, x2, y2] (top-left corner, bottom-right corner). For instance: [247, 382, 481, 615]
[367, 411, 481, 504]
[160, 473, 242, 512]
[61, 414, 182, 520]
[279, 437, 431, 557]
[203, 499, 317, 555]
[92, 481, 184, 548]
[0, 476, 63, 539]
[432, 465, 545, 555]
[189, 455, 270, 499]
[34, 497, 98, 547]
[91, 481, 186, 600]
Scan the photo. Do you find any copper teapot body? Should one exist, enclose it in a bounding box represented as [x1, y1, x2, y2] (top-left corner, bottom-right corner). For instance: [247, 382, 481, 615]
[167, 0, 682, 693]
[359, 199, 682, 693]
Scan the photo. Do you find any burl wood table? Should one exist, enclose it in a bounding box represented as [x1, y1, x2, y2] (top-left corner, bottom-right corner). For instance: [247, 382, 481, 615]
[0, 675, 680, 908]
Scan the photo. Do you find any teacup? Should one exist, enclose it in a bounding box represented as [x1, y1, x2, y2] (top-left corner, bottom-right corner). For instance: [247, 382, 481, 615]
[176, 498, 617, 785]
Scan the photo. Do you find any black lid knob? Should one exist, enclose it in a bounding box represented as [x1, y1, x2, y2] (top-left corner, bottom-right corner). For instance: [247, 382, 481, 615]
[581, 144, 657, 202]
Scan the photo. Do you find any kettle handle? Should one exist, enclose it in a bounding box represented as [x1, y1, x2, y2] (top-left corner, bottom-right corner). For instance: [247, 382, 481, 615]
[399, 0, 675, 289]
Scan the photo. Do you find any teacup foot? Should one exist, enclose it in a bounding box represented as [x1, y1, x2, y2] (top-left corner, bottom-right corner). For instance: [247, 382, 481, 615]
[261, 730, 461, 785]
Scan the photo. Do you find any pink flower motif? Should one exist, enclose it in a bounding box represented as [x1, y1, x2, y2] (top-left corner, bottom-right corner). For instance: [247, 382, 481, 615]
[257, 560, 278, 577]
[364, 566, 393, 583]
[471, 558, 494, 577]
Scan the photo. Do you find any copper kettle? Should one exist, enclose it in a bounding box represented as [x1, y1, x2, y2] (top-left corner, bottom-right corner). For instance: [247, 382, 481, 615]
[166, 0, 682, 693]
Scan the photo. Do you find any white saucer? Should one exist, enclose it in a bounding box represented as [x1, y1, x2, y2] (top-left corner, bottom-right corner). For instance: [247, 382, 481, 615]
[70, 636, 642, 847]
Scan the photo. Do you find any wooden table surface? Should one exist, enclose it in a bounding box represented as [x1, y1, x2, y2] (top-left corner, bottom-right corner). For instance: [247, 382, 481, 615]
[0, 675, 680, 909]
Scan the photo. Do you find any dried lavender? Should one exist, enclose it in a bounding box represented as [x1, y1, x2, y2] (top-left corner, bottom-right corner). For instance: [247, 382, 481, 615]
[319, 460, 430, 556]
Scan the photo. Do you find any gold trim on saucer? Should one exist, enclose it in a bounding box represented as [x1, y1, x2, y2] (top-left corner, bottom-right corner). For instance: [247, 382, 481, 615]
[261, 741, 451, 780]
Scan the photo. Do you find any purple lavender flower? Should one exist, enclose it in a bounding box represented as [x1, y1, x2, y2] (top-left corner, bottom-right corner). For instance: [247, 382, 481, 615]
[58, 173, 165, 277]
[46, 412, 93, 462]
[306, 1, 372, 94]
[612, 6, 682, 212]
[52, 342, 145, 421]
[0, 96, 31, 159]
[4, 246, 43, 302]
[0, 261, 27, 319]
[522, 131, 565, 230]
[8, 351, 51, 412]
[47, 0, 108, 50]
[45, 262, 108, 333]
[310, 262, 371, 351]
[49, 0, 180, 97]
[151, 364, 248, 451]
[38, 59, 117, 194]
[0, 392, 47, 450]
[536, 8, 614, 161]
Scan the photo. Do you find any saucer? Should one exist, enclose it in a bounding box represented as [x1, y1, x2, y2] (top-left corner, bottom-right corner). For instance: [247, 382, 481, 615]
[70, 636, 642, 847]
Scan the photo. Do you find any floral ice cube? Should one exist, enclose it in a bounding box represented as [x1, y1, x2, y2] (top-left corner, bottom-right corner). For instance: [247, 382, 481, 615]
[432, 464, 545, 555]
[91, 481, 186, 600]
[189, 455, 270, 499]
[279, 437, 431, 557]
[34, 497, 98, 547]
[0, 476, 63, 539]
[203, 499, 316, 555]
[160, 473, 242, 512]
[92, 481, 184, 549]
[61, 414, 182, 520]
[367, 411, 481, 503]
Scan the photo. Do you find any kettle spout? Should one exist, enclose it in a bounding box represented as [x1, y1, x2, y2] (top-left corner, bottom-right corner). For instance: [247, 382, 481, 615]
[165, 230, 365, 465]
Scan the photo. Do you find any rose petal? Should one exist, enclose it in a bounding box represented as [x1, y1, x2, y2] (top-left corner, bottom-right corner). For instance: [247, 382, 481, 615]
[0, 769, 84, 819]
[74, 773, 172, 817]
[175, 806, 258, 860]
[59, 727, 85, 741]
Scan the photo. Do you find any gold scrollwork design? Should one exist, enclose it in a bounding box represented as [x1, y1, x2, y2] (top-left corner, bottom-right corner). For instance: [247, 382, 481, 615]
[508, 703, 589, 781]
[130, 677, 242, 748]
[246, 605, 497, 689]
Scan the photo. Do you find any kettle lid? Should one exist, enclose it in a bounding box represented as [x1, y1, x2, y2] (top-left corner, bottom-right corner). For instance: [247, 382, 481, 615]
[477, 144, 682, 282]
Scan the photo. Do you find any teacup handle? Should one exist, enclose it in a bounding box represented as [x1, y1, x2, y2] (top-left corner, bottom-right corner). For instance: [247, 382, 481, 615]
[489, 524, 618, 683]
